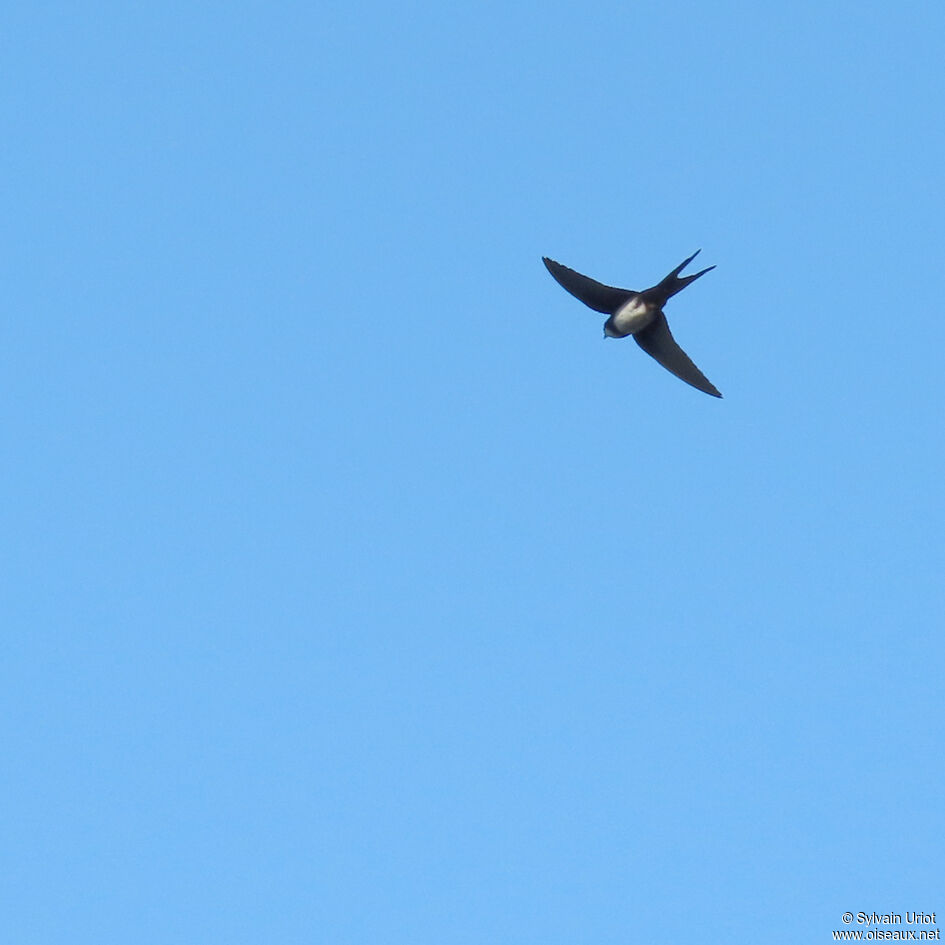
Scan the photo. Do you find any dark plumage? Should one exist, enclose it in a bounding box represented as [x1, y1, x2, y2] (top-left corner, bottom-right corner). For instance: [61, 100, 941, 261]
[542, 251, 722, 398]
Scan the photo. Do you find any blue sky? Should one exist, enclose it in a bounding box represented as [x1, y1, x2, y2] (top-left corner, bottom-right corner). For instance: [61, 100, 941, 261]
[2, 1, 943, 942]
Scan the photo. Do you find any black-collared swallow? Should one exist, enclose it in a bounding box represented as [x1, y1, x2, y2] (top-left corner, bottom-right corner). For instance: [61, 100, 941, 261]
[542, 250, 722, 398]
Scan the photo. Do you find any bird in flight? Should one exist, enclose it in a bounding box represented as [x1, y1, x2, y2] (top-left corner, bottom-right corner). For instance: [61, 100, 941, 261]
[542, 251, 722, 398]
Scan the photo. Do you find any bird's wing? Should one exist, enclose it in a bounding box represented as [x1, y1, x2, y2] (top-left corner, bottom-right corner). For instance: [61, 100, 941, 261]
[633, 312, 722, 398]
[542, 257, 635, 314]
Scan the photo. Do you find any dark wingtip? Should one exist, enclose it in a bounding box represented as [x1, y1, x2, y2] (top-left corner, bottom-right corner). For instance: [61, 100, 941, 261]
[705, 375, 723, 398]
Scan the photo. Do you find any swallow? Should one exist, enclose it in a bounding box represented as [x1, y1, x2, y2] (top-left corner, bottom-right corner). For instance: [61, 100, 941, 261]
[542, 250, 722, 398]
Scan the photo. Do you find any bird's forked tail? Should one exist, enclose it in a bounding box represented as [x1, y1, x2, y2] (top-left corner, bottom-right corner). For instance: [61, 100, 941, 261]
[646, 249, 715, 304]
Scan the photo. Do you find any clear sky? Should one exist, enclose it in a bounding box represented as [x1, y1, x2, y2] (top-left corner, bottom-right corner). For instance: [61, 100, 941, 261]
[2, 1, 943, 943]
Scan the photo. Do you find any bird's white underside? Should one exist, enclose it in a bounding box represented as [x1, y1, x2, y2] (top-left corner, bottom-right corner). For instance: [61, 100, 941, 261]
[611, 297, 656, 335]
